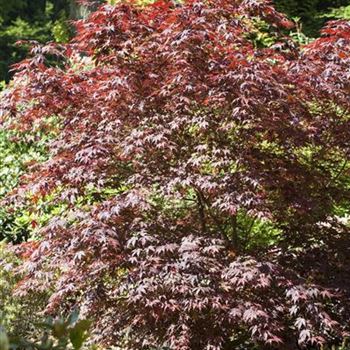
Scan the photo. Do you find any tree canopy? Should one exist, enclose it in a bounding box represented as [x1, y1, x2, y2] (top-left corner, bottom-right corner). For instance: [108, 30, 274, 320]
[1, 0, 350, 82]
[2, 0, 350, 349]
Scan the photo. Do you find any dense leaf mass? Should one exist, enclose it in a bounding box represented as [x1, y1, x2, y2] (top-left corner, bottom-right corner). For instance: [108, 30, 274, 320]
[2, 0, 350, 348]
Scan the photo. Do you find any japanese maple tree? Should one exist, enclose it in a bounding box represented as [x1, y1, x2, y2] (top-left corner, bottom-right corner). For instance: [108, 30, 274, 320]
[1, 0, 350, 349]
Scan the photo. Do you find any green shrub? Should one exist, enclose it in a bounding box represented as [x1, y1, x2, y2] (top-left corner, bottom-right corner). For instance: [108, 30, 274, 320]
[0, 242, 49, 339]
[0, 310, 93, 350]
[0, 126, 50, 242]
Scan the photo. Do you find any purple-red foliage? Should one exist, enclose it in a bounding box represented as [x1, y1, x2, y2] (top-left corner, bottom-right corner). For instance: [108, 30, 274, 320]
[1, 0, 350, 348]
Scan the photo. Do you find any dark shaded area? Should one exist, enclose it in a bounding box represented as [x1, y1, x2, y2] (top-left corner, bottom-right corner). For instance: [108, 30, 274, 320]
[274, 0, 350, 37]
[0, 0, 93, 83]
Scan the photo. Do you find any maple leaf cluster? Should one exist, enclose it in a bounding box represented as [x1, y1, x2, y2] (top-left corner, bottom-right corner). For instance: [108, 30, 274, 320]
[1, 0, 350, 349]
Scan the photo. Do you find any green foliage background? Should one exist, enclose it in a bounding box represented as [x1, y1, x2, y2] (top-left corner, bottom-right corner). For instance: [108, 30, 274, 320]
[274, 0, 350, 37]
[0, 0, 100, 84]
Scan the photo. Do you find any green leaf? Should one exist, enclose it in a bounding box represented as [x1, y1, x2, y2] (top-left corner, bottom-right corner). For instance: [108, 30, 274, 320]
[69, 320, 91, 350]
